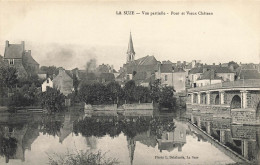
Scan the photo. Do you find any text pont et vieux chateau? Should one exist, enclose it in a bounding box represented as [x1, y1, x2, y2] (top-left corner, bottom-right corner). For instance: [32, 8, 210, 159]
[116, 11, 214, 16]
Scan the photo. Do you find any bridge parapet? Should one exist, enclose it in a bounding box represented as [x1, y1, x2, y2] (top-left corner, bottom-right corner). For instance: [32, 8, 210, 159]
[188, 79, 260, 93]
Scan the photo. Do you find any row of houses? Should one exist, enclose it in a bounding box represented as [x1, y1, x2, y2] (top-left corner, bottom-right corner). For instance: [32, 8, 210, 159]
[2, 37, 260, 97]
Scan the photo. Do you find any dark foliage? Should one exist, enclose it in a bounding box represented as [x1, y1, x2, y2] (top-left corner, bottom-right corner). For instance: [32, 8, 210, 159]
[39, 87, 65, 112]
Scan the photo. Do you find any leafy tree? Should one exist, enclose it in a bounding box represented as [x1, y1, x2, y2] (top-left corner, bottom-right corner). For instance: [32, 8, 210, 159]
[134, 86, 151, 103]
[18, 74, 43, 88]
[0, 66, 18, 89]
[39, 87, 65, 113]
[123, 80, 136, 103]
[159, 86, 176, 109]
[106, 81, 122, 104]
[150, 79, 161, 103]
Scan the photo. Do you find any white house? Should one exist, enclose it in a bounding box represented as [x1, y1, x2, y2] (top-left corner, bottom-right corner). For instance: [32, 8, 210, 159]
[42, 78, 53, 92]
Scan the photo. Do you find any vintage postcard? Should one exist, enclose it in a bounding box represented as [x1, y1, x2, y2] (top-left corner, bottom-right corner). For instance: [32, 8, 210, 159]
[0, 1, 259, 165]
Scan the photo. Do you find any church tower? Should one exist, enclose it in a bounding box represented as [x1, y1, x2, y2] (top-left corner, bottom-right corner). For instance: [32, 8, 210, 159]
[127, 32, 135, 63]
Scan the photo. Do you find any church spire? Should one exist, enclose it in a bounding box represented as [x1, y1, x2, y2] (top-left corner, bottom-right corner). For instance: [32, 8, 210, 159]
[127, 32, 135, 63]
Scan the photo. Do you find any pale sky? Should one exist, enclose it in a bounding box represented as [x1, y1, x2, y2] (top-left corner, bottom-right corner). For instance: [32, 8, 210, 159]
[0, 1, 259, 70]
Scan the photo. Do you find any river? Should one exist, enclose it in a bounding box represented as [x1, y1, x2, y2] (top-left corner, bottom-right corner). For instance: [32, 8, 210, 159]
[0, 107, 258, 165]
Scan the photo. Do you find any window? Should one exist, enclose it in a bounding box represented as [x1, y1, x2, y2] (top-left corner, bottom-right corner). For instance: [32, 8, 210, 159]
[9, 59, 14, 65]
[165, 75, 168, 81]
[47, 79, 49, 83]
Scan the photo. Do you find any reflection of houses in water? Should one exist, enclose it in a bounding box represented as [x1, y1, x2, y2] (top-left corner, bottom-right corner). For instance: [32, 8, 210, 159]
[1, 123, 40, 163]
[189, 110, 260, 162]
[56, 112, 82, 143]
[157, 121, 187, 152]
[58, 113, 73, 143]
[0, 112, 83, 163]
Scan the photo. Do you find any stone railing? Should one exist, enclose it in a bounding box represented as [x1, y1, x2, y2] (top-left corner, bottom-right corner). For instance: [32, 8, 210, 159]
[188, 79, 260, 92]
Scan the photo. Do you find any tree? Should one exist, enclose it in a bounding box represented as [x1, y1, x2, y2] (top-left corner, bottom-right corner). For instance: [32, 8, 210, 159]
[124, 80, 136, 103]
[150, 79, 161, 103]
[0, 66, 18, 89]
[159, 86, 176, 109]
[134, 86, 151, 103]
[106, 81, 122, 104]
[39, 87, 65, 113]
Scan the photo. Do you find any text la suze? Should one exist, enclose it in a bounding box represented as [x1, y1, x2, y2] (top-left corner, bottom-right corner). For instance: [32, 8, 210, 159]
[116, 11, 135, 15]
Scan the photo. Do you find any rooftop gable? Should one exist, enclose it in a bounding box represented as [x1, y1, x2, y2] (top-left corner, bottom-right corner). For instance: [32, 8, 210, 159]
[4, 43, 24, 59]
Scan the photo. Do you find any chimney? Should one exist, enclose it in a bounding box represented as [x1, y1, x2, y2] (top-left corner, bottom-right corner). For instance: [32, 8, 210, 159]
[213, 63, 215, 66]
[219, 63, 221, 67]
[21, 41, 25, 51]
[183, 61, 186, 66]
[5, 40, 9, 48]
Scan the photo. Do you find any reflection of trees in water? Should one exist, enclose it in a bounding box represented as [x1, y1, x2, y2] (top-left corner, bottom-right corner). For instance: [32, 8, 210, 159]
[40, 115, 64, 136]
[73, 116, 175, 139]
[0, 133, 18, 163]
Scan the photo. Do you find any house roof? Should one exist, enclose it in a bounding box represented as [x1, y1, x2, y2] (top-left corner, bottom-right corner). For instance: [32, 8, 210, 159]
[23, 51, 39, 65]
[162, 60, 173, 64]
[239, 69, 260, 79]
[126, 64, 158, 74]
[214, 67, 233, 73]
[189, 67, 203, 74]
[160, 64, 173, 73]
[240, 63, 259, 70]
[173, 67, 186, 73]
[128, 55, 158, 66]
[4, 44, 24, 59]
[198, 70, 222, 80]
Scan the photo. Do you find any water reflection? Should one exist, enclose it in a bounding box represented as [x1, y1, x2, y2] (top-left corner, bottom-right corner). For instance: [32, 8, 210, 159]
[188, 111, 260, 163]
[0, 109, 258, 164]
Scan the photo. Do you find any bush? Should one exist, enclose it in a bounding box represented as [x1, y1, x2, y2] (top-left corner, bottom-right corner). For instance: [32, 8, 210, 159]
[48, 150, 119, 165]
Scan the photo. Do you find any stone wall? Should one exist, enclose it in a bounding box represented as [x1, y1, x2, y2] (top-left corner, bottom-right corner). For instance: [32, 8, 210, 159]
[231, 125, 256, 140]
[231, 108, 256, 125]
[225, 91, 240, 106]
[248, 91, 260, 109]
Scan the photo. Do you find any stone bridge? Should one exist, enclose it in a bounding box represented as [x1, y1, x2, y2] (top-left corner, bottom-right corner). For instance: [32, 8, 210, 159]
[186, 79, 260, 124]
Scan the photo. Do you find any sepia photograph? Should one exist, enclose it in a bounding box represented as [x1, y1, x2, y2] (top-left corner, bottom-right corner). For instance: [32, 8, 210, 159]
[0, 1, 260, 165]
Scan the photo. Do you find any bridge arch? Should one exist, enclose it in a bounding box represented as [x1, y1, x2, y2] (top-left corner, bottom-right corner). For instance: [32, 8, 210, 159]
[230, 95, 241, 109]
[215, 94, 220, 105]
